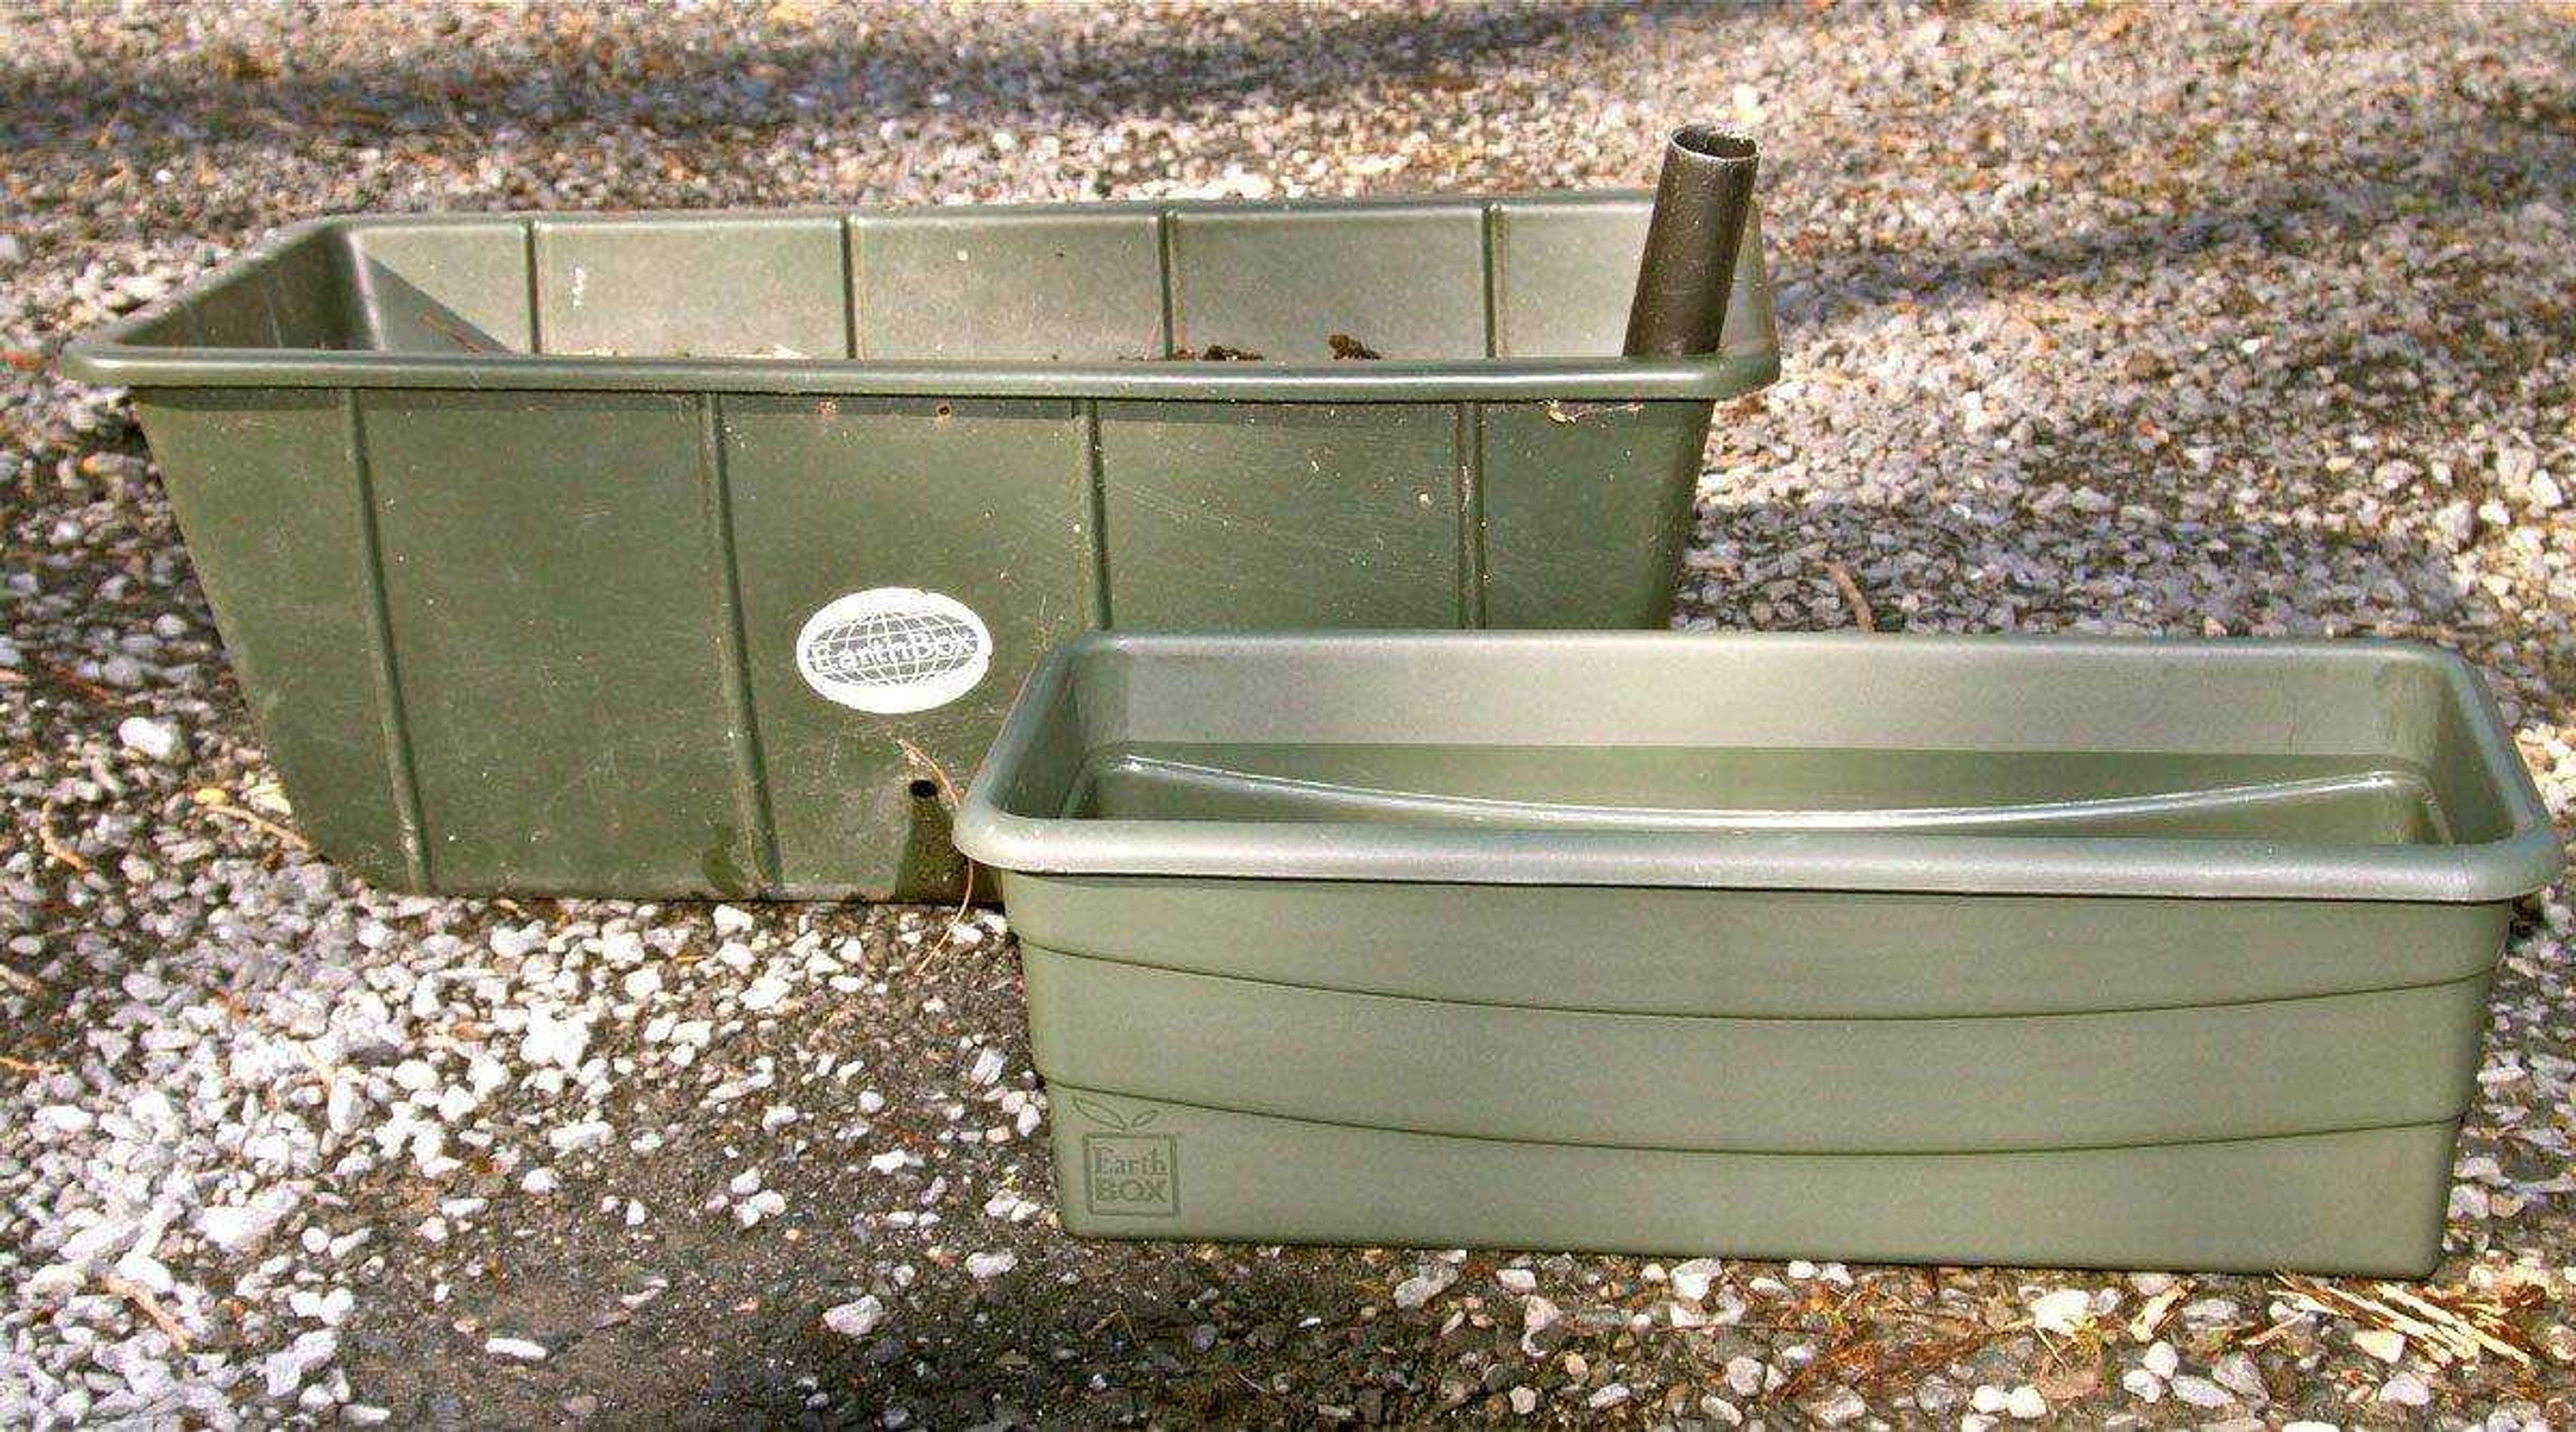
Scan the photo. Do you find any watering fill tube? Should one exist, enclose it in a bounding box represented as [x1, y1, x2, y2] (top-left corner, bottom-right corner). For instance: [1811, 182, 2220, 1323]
[63, 132, 1777, 901]
[955, 631, 2561, 1274]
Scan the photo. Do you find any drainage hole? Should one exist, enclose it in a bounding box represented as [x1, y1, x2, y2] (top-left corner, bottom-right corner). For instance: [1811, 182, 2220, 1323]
[907, 778, 941, 800]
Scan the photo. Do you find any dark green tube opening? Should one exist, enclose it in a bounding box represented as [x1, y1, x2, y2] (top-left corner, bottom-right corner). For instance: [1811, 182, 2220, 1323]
[1623, 126, 1760, 358]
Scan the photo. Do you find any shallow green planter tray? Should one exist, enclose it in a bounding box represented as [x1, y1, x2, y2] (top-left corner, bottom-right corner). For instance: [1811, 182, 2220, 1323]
[956, 631, 2561, 1273]
[64, 197, 1776, 901]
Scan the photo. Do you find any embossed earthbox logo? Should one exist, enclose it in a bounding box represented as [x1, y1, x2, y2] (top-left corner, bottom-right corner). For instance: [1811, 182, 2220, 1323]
[1071, 1096, 1178, 1219]
[794, 587, 992, 715]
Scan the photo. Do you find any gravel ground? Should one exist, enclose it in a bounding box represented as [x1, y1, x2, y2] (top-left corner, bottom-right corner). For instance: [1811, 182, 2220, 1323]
[5, 1, 2576, 1425]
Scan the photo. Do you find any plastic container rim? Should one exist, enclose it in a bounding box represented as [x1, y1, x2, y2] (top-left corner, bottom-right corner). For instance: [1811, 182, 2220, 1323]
[62, 205, 1779, 403]
[955, 630, 2566, 904]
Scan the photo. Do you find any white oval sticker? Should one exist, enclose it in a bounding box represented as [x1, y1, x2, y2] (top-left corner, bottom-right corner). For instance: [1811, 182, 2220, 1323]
[794, 588, 993, 715]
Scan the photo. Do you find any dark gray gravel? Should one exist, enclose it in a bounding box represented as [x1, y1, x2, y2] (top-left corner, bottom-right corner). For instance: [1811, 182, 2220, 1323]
[5, 2, 2575, 1426]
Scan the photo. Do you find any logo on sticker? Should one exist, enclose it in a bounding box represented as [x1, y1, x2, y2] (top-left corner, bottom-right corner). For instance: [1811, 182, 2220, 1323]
[795, 588, 992, 715]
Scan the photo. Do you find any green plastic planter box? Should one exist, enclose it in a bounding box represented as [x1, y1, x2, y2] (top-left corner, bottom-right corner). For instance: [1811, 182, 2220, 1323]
[62, 197, 1776, 901]
[955, 631, 2562, 1274]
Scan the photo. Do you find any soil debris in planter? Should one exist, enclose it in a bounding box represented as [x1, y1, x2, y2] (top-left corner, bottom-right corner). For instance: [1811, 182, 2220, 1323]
[1328, 332, 1383, 360]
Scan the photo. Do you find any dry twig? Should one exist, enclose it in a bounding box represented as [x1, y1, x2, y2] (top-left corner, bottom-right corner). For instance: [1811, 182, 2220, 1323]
[2277, 1274, 2535, 1368]
[36, 802, 90, 875]
[191, 786, 313, 851]
[2127, 1280, 2191, 1341]
[1762, 1283, 2002, 1406]
[101, 1273, 193, 1351]
[38, 661, 127, 706]
[894, 737, 979, 935]
[1825, 560, 1877, 631]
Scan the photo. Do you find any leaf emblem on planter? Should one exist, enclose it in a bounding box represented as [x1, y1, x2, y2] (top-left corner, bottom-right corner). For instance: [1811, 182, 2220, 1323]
[1068, 1095, 1159, 1131]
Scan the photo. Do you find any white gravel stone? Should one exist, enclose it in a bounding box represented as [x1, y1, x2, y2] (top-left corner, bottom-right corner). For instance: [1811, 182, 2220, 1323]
[1521, 1295, 1562, 1341]
[548, 1120, 613, 1155]
[520, 1009, 592, 1070]
[2029, 1287, 2094, 1334]
[115, 715, 183, 762]
[2210, 1351, 2268, 1402]
[1806, 1386, 1866, 1425]
[197, 1188, 299, 1257]
[2378, 1372, 2434, 1407]
[735, 1190, 788, 1227]
[823, 1295, 887, 1339]
[488, 923, 544, 959]
[1668, 1257, 1723, 1302]
[1724, 1356, 1765, 1398]
[59, 1215, 138, 1268]
[23, 1263, 83, 1300]
[1391, 1266, 1456, 1310]
[964, 1250, 1018, 1281]
[740, 974, 791, 1012]
[260, 1329, 339, 1399]
[981, 1190, 1042, 1223]
[33, 1103, 94, 1137]
[2169, 1375, 2233, 1410]
[484, 1337, 549, 1364]
[289, 1286, 355, 1325]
